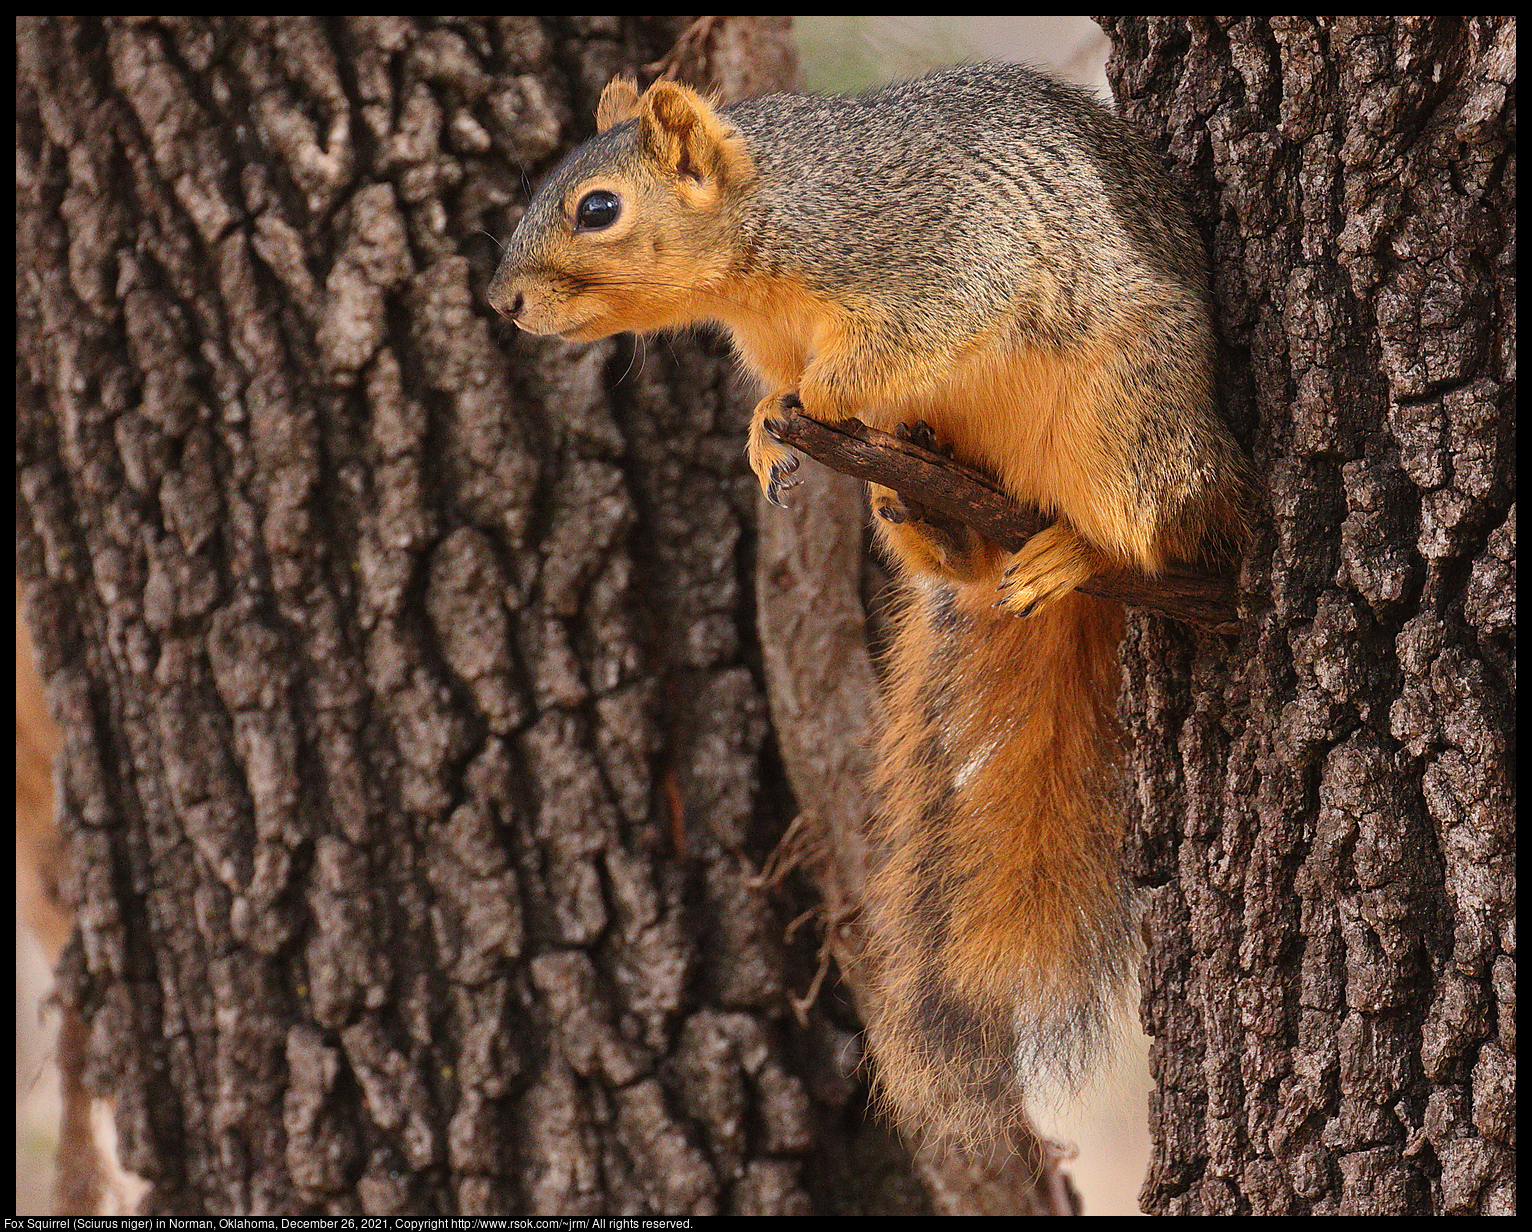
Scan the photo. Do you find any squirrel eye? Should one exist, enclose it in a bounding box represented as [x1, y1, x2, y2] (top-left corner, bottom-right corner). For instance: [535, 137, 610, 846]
[575, 190, 621, 232]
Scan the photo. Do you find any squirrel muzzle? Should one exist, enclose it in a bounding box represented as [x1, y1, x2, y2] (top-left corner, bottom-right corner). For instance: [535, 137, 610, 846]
[489, 78, 754, 342]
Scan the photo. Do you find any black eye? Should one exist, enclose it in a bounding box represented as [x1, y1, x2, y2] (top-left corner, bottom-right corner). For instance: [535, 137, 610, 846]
[575, 190, 621, 231]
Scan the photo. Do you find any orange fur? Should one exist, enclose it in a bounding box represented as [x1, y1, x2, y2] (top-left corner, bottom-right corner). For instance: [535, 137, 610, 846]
[716, 275, 846, 389]
[596, 77, 641, 132]
[861, 335, 1169, 570]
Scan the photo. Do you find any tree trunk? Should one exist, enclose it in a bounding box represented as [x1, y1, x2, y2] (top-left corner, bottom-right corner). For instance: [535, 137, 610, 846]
[16, 15, 944, 1216]
[1099, 16, 1515, 1216]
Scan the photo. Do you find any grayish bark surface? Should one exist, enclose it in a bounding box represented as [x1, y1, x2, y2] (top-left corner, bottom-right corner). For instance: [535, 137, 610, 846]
[1099, 15, 1515, 1216]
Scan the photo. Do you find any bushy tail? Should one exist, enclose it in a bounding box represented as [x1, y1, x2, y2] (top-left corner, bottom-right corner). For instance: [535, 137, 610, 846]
[862, 581, 1136, 1146]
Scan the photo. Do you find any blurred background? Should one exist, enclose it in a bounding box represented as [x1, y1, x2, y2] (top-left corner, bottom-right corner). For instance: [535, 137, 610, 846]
[18, 16, 1147, 1217]
[794, 14, 1109, 98]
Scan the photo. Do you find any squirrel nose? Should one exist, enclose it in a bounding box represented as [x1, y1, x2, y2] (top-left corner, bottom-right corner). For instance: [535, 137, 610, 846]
[488, 270, 525, 320]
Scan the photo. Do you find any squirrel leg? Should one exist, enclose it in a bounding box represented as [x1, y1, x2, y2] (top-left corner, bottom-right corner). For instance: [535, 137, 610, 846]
[870, 484, 988, 579]
[747, 390, 802, 506]
[994, 522, 1105, 618]
[870, 422, 991, 581]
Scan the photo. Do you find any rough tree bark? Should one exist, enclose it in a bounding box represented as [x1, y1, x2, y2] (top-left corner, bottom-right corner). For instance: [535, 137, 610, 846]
[15, 15, 953, 1216]
[1098, 16, 1515, 1216]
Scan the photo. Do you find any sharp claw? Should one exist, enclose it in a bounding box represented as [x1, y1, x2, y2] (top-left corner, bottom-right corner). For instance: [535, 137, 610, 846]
[765, 469, 800, 505]
[994, 580, 1038, 617]
[780, 455, 799, 474]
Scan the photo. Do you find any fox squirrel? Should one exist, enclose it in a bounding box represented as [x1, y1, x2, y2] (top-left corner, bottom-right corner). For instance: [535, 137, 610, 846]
[489, 63, 1251, 1146]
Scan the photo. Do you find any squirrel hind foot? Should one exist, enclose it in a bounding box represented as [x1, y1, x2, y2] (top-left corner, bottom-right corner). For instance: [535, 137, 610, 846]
[869, 484, 991, 582]
[995, 523, 1101, 618]
[893, 418, 953, 458]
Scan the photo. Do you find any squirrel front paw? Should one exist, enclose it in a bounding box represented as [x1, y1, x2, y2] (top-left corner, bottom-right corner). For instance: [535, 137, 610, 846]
[995, 523, 1098, 618]
[872, 485, 971, 572]
[893, 418, 953, 459]
[749, 391, 803, 506]
[875, 421, 954, 523]
[872, 423, 993, 581]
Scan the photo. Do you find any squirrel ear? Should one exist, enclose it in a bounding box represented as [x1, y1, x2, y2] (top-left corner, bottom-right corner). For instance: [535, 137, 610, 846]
[636, 81, 751, 190]
[596, 76, 641, 133]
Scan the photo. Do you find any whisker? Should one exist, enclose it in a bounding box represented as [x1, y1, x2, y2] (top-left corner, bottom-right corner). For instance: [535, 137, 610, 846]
[614, 334, 640, 388]
[563, 275, 769, 319]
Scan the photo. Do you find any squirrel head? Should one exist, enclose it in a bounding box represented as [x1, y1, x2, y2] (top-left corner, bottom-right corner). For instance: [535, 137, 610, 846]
[488, 77, 755, 341]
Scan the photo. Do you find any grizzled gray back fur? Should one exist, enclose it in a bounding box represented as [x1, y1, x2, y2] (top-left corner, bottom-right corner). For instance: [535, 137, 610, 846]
[722, 63, 1210, 347]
